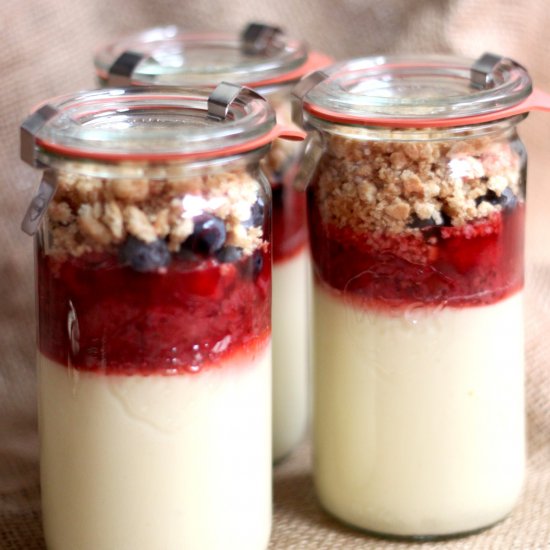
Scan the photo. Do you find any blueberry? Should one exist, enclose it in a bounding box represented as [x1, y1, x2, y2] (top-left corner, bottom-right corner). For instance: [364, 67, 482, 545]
[476, 188, 518, 209]
[441, 211, 453, 226]
[216, 246, 243, 264]
[243, 197, 265, 228]
[408, 214, 438, 229]
[251, 250, 264, 278]
[183, 214, 226, 255]
[501, 188, 518, 209]
[119, 236, 171, 272]
[251, 199, 265, 226]
[408, 212, 451, 229]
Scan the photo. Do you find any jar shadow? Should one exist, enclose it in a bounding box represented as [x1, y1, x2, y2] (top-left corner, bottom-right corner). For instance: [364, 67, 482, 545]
[271, 468, 367, 544]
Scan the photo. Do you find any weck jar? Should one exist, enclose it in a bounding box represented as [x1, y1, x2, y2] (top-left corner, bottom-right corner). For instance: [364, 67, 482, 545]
[94, 23, 332, 461]
[20, 84, 303, 550]
[293, 53, 550, 539]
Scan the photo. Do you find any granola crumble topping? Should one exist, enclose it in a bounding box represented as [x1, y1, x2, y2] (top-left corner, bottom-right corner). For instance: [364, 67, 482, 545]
[46, 168, 265, 258]
[315, 135, 522, 234]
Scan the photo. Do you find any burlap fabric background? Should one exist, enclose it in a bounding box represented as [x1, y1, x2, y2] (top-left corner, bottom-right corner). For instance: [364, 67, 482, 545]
[1, 1, 549, 548]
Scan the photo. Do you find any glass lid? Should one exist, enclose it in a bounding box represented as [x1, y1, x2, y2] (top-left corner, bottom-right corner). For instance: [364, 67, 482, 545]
[300, 54, 533, 126]
[94, 24, 311, 87]
[21, 85, 277, 163]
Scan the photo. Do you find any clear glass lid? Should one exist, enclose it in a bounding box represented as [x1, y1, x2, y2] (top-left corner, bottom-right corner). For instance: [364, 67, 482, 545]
[21, 86, 277, 163]
[94, 24, 310, 87]
[301, 54, 533, 125]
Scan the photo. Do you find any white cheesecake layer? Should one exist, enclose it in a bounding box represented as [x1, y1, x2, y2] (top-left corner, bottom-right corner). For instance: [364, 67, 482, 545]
[313, 286, 525, 537]
[272, 250, 309, 461]
[38, 347, 271, 550]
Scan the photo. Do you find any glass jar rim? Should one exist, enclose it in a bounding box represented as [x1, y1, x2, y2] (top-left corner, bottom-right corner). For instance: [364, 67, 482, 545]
[300, 54, 534, 127]
[94, 25, 329, 88]
[21, 86, 281, 163]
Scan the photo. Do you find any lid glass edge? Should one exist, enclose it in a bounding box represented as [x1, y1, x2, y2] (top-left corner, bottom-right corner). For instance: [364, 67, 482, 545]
[302, 54, 533, 125]
[94, 26, 313, 88]
[24, 86, 277, 163]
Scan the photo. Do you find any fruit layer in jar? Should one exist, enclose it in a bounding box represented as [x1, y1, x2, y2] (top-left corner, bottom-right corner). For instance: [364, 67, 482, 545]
[38, 167, 271, 373]
[308, 135, 524, 308]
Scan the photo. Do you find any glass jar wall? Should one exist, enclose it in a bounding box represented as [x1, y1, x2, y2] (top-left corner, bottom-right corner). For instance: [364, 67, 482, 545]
[296, 54, 534, 539]
[21, 86, 285, 550]
[308, 121, 526, 538]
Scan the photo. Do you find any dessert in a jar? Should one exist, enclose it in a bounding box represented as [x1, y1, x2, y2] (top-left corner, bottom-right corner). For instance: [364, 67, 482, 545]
[294, 54, 550, 538]
[94, 24, 332, 461]
[20, 85, 303, 550]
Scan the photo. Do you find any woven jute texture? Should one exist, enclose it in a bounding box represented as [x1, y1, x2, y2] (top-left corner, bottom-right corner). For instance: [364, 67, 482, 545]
[1, 0, 550, 548]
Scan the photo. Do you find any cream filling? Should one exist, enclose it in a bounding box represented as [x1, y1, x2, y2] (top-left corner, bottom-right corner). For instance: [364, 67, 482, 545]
[313, 286, 525, 537]
[38, 347, 272, 550]
[272, 250, 309, 461]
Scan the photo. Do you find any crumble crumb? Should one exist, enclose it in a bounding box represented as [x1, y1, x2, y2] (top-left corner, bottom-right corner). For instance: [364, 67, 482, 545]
[111, 178, 150, 202]
[49, 201, 73, 225]
[78, 205, 112, 246]
[123, 206, 157, 243]
[102, 201, 125, 241]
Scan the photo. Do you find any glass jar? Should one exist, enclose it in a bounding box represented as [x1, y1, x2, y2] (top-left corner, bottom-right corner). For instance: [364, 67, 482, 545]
[294, 54, 549, 539]
[94, 23, 332, 461]
[20, 85, 303, 550]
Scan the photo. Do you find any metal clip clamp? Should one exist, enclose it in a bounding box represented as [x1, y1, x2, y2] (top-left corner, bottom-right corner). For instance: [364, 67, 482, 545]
[20, 106, 61, 235]
[291, 70, 328, 127]
[21, 169, 58, 236]
[107, 51, 145, 87]
[241, 22, 283, 55]
[471, 53, 505, 89]
[207, 81, 264, 121]
[20, 104, 59, 167]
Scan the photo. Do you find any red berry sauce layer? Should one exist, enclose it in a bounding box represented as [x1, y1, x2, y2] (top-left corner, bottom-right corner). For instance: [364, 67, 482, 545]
[308, 190, 524, 309]
[38, 249, 271, 375]
[270, 165, 308, 263]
